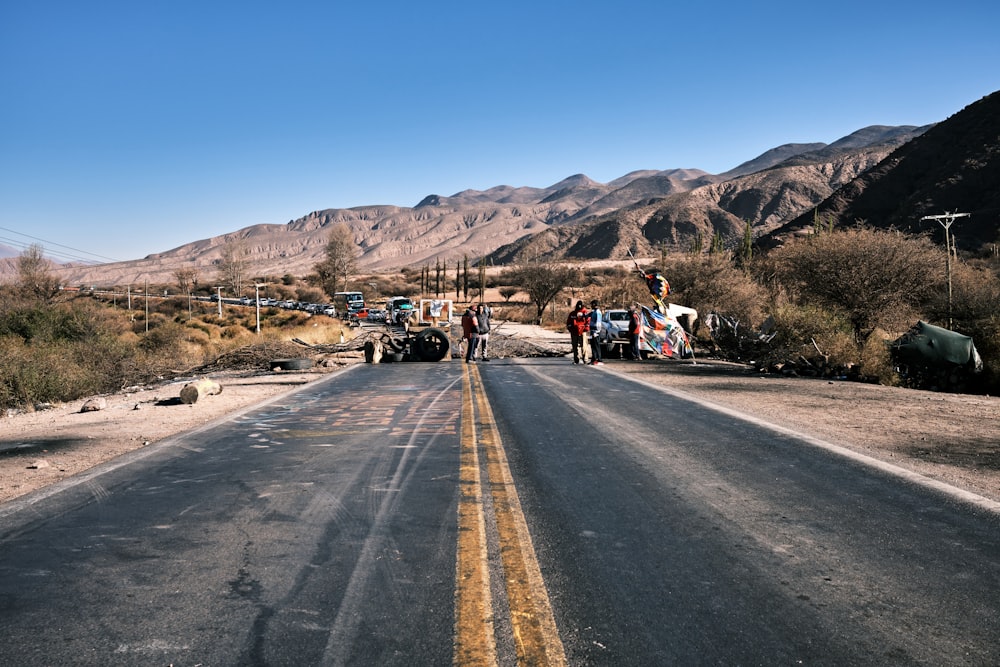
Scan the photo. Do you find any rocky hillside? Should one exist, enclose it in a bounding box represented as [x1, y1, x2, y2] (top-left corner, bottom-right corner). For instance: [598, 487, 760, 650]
[490, 126, 928, 262]
[764, 91, 1000, 251]
[48, 123, 936, 287]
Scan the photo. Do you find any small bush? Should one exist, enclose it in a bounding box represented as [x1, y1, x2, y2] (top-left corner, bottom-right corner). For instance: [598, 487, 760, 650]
[670, 254, 766, 327]
[859, 329, 898, 385]
[744, 303, 859, 375]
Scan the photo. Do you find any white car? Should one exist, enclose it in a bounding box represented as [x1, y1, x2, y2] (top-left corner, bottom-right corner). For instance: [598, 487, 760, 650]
[600, 309, 631, 357]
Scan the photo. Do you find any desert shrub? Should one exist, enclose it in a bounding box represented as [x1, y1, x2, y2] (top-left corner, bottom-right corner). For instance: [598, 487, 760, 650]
[382, 281, 419, 297]
[0, 327, 150, 410]
[763, 304, 857, 368]
[296, 287, 326, 304]
[498, 286, 519, 302]
[968, 318, 1000, 393]
[153, 297, 188, 317]
[770, 228, 943, 340]
[858, 330, 898, 385]
[924, 261, 1000, 329]
[183, 320, 214, 337]
[221, 325, 250, 339]
[669, 254, 766, 328]
[0, 298, 126, 344]
[266, 310, 312, 328]
[139, 321, 189, 352]
[594, 267, 650, 309]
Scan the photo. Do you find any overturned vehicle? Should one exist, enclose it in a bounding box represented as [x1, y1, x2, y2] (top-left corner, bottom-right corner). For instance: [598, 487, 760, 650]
[892, 321, 983, 392]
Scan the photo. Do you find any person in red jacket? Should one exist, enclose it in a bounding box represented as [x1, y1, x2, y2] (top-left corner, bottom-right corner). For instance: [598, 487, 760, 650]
[461, 305, 479, 363]
[565, 300, 590, 364]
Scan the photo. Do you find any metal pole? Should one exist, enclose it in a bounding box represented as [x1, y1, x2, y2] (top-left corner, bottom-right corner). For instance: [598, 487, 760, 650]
[255, 284, 262, 334]
[921, 212, 970, 330]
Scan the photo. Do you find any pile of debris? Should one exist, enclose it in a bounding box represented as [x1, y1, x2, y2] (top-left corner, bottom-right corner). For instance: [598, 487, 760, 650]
[705, 313, 861, 380]
[195, 342, 310, 372]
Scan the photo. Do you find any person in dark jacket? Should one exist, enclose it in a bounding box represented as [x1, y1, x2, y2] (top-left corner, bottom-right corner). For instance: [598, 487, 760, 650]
[627, 303, 643, 361]
[565, 300, 590, 364]
[588, 299, 604, 365]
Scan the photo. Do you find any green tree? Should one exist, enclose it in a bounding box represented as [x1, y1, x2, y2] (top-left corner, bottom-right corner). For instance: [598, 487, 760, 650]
[740, 221, 753, 266]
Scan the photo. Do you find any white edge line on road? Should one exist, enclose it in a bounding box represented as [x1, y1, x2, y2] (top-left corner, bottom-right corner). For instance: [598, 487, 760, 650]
[0, 365, 360, 523]
[602, 366, 1000, 517]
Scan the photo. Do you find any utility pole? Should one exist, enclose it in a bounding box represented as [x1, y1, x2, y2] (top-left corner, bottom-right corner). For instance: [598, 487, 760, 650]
[214, 286, 224, 317]
[254, 283, 266, 334]
[921, 211, 970, 330]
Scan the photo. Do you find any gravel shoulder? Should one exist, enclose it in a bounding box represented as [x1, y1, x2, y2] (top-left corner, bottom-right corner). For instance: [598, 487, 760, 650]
[2, 325, 998, 507]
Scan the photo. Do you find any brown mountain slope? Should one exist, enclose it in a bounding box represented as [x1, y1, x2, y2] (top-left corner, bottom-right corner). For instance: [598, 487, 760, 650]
[491, 133, 922, 263]
[766, 91, 1000, 250]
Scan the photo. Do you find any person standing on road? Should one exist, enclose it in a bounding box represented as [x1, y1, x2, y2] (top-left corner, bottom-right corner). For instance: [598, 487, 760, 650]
[565, 300, 590, 365]
[461, 305, 480, 363]
[627, 303, 643, 361]
[476, 303, 493, 361]
[588, 299, 604, 365]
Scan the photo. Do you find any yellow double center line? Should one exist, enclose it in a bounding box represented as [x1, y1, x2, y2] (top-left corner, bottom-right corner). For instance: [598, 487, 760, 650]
[454, 363, 566, 666]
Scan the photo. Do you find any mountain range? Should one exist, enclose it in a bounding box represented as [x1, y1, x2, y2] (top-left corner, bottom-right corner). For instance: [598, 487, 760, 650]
[45, 90, 999, 288]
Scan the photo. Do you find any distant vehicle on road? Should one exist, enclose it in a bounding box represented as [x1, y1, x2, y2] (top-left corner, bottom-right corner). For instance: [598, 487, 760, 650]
[334, 292, 365, 318]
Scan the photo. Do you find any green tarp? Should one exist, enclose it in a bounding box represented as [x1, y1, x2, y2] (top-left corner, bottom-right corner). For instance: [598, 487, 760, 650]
[892, 321, 983, 371]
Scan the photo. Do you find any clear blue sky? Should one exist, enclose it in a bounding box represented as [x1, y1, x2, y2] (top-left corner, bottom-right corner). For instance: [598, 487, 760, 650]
[1, 1, 997, 263]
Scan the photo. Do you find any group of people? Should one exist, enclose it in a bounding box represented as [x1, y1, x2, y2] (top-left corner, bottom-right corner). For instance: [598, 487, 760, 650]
[460, 298, 645, 364]
[565, 299, 604, 365]
[460, 303, 493, 363]
[566, 299, 645, 364]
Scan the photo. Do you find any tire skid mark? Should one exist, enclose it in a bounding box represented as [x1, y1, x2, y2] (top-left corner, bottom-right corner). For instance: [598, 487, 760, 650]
[319, 376, 462, 667]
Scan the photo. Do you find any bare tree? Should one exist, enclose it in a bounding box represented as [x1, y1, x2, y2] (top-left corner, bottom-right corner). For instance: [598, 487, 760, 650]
[174, 268, 200, 294]
[217, 241, 250, 296]
[314, 224, 358, 296]
[503, 259, 579, 324]
[17, 244, 60, 302]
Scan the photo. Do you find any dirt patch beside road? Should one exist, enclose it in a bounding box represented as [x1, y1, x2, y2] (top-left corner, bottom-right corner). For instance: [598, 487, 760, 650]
[0, 369, 343, 505]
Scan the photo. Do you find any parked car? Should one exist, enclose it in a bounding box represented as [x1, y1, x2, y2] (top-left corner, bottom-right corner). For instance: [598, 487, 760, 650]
[600, 309, 631, 357]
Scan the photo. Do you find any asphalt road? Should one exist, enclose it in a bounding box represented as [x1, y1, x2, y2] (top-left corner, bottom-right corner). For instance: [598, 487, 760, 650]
[0, 359, 998, 666]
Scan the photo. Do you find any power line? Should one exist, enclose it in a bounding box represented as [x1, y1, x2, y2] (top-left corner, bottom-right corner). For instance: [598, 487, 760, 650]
[0, 226, 123, 263]
[0, 235, 103, 265]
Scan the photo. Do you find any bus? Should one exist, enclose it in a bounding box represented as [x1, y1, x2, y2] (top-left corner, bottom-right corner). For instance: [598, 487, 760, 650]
[333, 291, 365, 317]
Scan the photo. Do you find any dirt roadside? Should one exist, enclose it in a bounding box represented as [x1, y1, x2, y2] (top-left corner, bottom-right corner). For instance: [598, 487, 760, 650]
[1, 326, 998, 507]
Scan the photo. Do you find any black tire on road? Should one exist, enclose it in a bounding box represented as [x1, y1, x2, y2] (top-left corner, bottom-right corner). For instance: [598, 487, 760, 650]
[414, 328, 450, 362]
